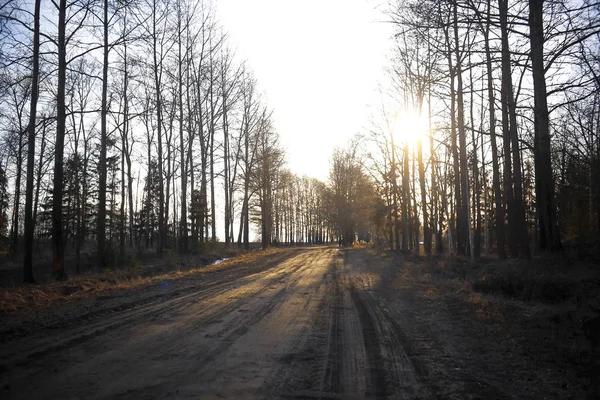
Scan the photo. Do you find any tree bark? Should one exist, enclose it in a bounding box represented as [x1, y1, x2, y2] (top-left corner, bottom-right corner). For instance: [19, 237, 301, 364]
[468, 48, 480, 259]
[484, 0, 506, 259]
[418, 134, 431, 254]
[97, 0, 109, 268]
[390, 137, 400, 251]
[499, 0, 517, 258]
[153, 0, 165, 256]
[23, 0, 41, 283]
[453, 0, 469, 257]
[10, 132, 23, 255]
[401, 144, 409, 251]
[444, 21, 460, 256]
[52, 0, 67, 280]
[178, 4, 188, 253]
[529, 0, 562, 251]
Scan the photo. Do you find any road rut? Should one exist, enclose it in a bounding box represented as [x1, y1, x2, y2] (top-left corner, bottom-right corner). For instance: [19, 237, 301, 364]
[0, 247, 432, 399]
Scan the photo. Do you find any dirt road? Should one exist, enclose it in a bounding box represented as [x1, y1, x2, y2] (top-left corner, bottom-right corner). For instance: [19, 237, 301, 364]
[0, 247, 433, 399]
[0, 246, 588, 399]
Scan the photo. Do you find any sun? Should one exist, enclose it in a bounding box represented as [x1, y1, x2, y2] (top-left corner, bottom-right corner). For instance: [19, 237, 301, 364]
[392, 111, 428, 147]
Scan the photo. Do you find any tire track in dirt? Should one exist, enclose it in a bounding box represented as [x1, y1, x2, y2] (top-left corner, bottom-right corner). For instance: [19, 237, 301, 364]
[0, 249, 322, 399]
[343, 249, 436, 399]
[94, 251, 326, 399]
[263, 250, 388, 399]
[190, 251, 321, 364]
[343, 249, 515, 399]
[0, 281, 230, 371]
[259, 251, 340, 399]
[349, 287, 387, 399]
[322, 253, 343, 394]
[0, 249, 303, 342]
[165, 248, 336, 398]
[2, 247, 441, 399]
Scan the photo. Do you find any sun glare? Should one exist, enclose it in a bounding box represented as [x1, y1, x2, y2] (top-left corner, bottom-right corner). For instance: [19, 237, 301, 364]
[392, 112, 429, 146]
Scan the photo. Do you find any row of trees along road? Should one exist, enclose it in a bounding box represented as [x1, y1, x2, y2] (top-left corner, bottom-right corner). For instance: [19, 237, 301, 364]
[356, 0, 600, 261]
[2, 0, 600, 283]
[0, 0, 349, 283]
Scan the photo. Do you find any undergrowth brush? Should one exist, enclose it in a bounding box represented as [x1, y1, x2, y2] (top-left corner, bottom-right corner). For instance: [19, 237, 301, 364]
[384, 246, 600, 364]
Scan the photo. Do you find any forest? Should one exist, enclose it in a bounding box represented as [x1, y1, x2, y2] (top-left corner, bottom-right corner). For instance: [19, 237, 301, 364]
[2, 1, 600, 397]
[359, 0, 600, 262]
[1, 0, 599, 285]
[0, 0, 345, 283]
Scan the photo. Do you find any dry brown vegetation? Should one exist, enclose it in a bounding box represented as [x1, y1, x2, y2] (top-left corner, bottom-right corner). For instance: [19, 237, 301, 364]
[0, 247, 285, 315]
[366, 244, 600, 393]
[339, 245, 598, 397]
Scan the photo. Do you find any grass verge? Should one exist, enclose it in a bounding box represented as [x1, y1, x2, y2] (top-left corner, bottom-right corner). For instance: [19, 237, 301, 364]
[0, 247, 285, 315]
[375, 247, 600, 366]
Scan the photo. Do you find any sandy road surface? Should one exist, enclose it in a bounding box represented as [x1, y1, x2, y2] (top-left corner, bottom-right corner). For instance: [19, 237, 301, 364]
[0, 247, 436, 399]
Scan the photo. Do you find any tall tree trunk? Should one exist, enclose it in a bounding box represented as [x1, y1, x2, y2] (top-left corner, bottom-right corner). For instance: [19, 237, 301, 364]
[481, 108, 490, 255]
[428, 56, 442, 254]
[501, 0, 530, 258]
[97, 0, 109, 268]
[484, 1, 506, 258]
[391, 138, 400, 251]
[52, 0, 67, 280]
[237, 197, 245, 247]
[178, 5, 188, 253]
[499, 0, 530, 258]
[81, 141, 89, 265]
[242, 119, 250, 249]
[146, 129, 152, 249]
[208, 61, 216, 243]
[401, 144, 409, 251]
[417, 99, 431, 255]
[127, 155, 134, 248]
[23, 0, 41, 283]
[33, 121, 46, 231]
[195, 62, 207, 246]
[186, 98, 195, 249]
[120, 120, 126, 265]
[453, 1, 469, 256]
[165, 106, 174, 250]
[153, 0, 165, 256]
[10, 133, 23, 255]
[499, 0, 516, 258]
[445, 22, 460, 256]
[123, 35, 135, 250]
[75, 150, 82, 273]
[119, 56, 128, 263]
[529, 0, 562, 251]
[223, 84, 230, 247]
[412, 145, 419, 251]
[210, 126, 216, 242]
[417, 135, 430, 255]
[509, 87, 530, 258]
[200, 134, 208, 245]
[469, 51, 481, 259]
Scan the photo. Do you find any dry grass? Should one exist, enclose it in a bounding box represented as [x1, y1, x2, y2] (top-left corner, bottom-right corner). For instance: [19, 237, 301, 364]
[356, 246, 600, 396]
[381, 249, 600, 364]
[0, 247, 285, 315]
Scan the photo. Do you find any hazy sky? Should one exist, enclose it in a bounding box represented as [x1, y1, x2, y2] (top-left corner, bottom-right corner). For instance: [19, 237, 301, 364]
[217, 0, 394, 181]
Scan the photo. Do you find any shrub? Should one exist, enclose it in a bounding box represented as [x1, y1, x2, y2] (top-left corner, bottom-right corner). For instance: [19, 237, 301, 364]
[471, 263, 577, 304]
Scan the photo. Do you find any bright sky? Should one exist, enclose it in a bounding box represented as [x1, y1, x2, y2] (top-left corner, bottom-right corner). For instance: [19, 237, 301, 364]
[217, 0, 394, 181]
